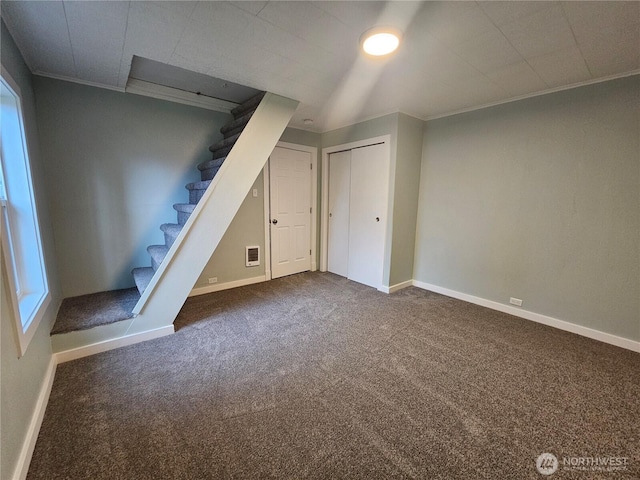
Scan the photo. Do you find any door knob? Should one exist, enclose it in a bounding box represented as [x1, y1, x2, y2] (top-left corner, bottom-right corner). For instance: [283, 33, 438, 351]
[376, 217, 380, 222]
[329, 213, 332, 217]
[272, 219, 278, 224]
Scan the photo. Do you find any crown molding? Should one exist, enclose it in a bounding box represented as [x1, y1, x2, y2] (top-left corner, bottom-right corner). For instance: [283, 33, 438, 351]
[125, 79, 238, 113]
[425, 70, 640, 122]
[34, 72, 125, 92]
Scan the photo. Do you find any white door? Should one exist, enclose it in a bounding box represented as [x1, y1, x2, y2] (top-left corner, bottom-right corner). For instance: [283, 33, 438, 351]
[347, 144, 389, 289]
[327, 151, 350, 277]
[269, 146, 312, 278]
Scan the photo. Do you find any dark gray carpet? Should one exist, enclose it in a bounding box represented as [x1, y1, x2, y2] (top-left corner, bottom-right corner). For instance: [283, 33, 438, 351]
[50, 288, 139, 335]
[30, 272, 640, 479]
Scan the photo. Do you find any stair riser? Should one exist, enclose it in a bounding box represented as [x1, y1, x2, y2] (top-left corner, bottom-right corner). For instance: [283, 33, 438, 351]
[220, 111, 254, 135]
[200, 166, 221, 181]
[177, 211, 191, 225]
[164, 232, 178, 249]
[132, 267, 154, 295]
[189, 189, 207, 204]
[223, 124, 245, 139]
[212, 145, 233, 160]
[151, 257, 161, 272]
[208, 133, 240, 153]
[230, 91, 265, 118]
[197, 157, 224, 173]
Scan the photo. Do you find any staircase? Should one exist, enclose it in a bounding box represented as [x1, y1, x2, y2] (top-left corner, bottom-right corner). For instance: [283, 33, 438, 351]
[51, 92, 299, 359]
[131, 92, 265, 296]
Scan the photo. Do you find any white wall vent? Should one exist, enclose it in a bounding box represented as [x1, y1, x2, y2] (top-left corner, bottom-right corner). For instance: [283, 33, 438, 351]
[246, 246, 260, 267]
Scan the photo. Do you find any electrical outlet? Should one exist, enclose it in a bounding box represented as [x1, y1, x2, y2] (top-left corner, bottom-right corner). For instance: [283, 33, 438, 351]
[208, 277, 218, 284]
[252, 188, 258, 197]
[510, 297, 523, 307]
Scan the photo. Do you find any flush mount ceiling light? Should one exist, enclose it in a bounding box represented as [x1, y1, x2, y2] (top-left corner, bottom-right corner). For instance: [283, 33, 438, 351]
[360, 26, 402, 57]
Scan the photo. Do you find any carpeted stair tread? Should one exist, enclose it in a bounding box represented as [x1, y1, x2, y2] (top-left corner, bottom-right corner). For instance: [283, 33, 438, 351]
[208, 133, 240, 153]
[200, 166, 222, 182]
[197, 157, 225, 172]
[160, 223, 183, 248]
[186, 180, 212, 191]
[147, 244, 169, 271]
[231, 91, 265, 118]
[50, 288, 139, 335]
[220, 110, 256, 136]
[186, 180, 212, 205]
[132, 267, 155, 295]
[211, 144, 234, 160]
[173, 203, 196, 213]
[160, 223, 183, 236]
[174, 203, 196, 225]
[222, 123, 246, 140]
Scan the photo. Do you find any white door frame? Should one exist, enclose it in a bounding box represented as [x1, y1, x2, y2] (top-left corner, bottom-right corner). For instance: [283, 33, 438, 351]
[264, 141, 318, 280]
[320, 135, 392, 273]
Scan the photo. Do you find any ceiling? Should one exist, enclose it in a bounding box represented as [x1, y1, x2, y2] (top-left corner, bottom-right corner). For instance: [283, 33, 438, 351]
[2, 1, 639, 132]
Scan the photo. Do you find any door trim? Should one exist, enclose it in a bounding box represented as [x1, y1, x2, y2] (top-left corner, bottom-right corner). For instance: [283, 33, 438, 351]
[320, 135, 391, 272]
[263, 160, 272, 280]
[264, 141, 318, 281]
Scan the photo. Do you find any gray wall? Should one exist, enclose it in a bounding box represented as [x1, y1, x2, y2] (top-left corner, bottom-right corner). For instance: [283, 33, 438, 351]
[196, 173, 266, 287]
[321, 113, 398, 149]
[34, 77, 233, 297]
[281, 127, 321, 150]
[33, 79, 323, 296]
[389, 113, 423, 286]
[1, 20, 60, 479]
[415, 77, 640, 341]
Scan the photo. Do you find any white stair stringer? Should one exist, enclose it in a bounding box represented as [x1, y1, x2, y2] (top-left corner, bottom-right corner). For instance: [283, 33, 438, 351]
[127, 92, 298, 335]
[51, 93, 298, 357]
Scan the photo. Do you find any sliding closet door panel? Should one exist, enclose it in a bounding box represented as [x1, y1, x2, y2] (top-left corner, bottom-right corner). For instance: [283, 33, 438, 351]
[347, 144, 389, 289]
[327, 151, 351, 277]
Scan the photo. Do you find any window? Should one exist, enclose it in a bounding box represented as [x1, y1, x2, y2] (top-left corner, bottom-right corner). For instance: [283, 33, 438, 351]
[1, 67, 50, 356]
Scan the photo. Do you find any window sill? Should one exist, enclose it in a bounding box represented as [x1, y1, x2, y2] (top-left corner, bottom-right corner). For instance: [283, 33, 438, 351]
[15, 290, 51, 357]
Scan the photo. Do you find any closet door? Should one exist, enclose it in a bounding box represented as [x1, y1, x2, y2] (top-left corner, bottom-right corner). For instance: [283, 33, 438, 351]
[269, 146, 312, 278]
[327, 151, 350, 277]
[347, 144, 389, 289]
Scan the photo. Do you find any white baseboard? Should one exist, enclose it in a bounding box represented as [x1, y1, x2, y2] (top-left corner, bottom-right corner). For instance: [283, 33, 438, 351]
[379, 280, 413, 294]
[412, 280, 640, 353]
[13, 357, 56, 480]
[189, 275, 266, 297]
[53, 325, 175, 364]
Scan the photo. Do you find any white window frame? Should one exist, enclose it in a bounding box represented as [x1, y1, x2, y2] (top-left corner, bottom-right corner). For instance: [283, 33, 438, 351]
[1, 66, 50, 357]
